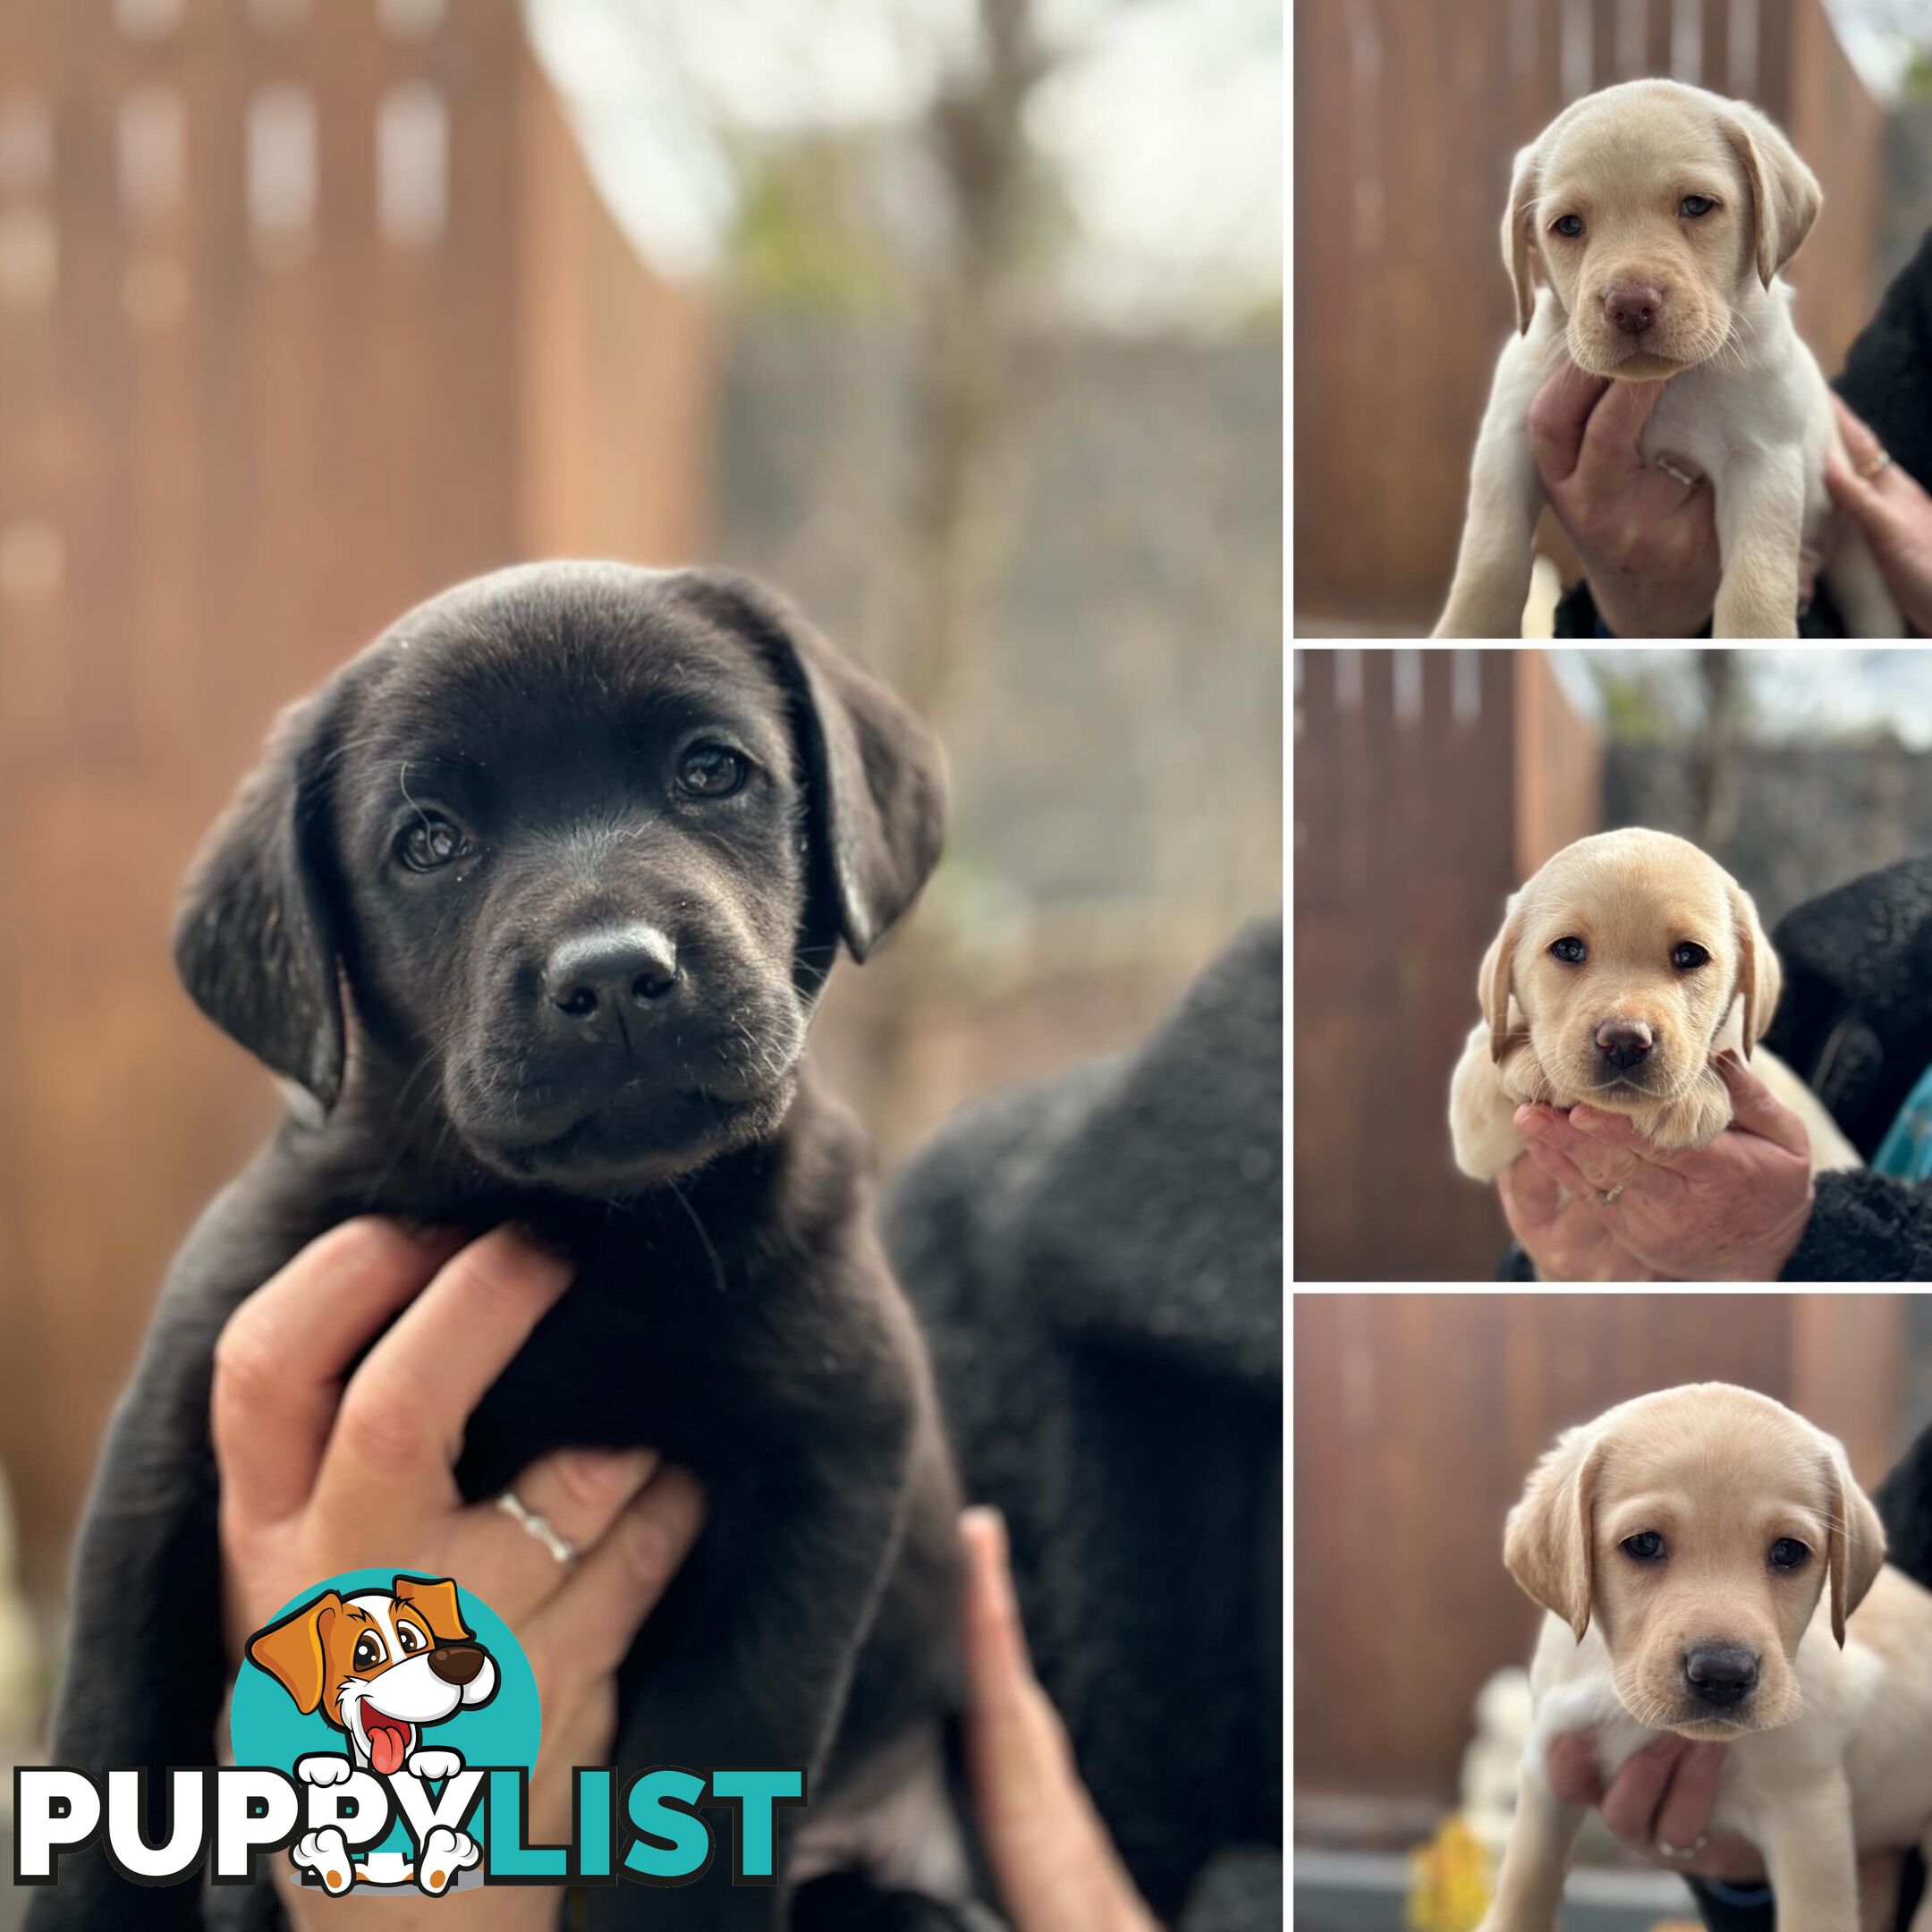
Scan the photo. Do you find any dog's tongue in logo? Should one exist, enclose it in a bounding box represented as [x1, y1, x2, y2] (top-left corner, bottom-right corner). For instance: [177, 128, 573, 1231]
[362, 1710, 411, 1776]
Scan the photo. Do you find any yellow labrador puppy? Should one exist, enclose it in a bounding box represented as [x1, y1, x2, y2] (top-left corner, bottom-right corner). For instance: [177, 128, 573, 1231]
[1485, 1385, 1932, 1932]
[1450, 827, 1860, 1182]
[1434, 79, 1899, 639]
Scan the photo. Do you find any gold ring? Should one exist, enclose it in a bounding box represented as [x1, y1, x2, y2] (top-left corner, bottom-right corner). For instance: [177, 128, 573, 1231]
[1600, 1184, 1625, 1206]
[1860, 447, 1894, 480]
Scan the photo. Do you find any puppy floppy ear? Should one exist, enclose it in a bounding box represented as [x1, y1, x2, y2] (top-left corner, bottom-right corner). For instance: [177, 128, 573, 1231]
[1821, 1440, 1886, 1647]
[1502, 140, 1542, 335]
[1479, 892, 1524, 1064]
[1726, 878, 1781, 1057]
[174, 689, 345, 1108]
[676, 571, 947, 964]
[394, 1575, 472, 1645]
[1717, 103, 1821, 289]
[1504, 1426, 1606, 1640]
[246, 1591, 343, 1716]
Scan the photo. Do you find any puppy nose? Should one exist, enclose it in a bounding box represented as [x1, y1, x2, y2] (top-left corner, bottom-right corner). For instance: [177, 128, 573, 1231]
[1605, 283, 1664, 335]
[1682, 1644, 1759, 1708]
[544, 924, 681, 1021]
[426, 1643, 487, 1687]
[1594, 1019, 1653, 1070]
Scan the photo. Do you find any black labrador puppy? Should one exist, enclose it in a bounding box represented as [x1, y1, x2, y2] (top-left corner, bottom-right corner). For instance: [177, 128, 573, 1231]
[33, 563, 974, 1931]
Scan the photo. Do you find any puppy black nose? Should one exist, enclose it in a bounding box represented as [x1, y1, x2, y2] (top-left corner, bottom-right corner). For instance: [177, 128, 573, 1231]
[545, 924, 681, 1021]
[426, 1642, 487, 1687]
[1591, 1028, 1653, 1073]
[1606, 282, 1663, 335]
[1595, 1019, 1653, 1071]
[1682, 1644, 1758, 1707]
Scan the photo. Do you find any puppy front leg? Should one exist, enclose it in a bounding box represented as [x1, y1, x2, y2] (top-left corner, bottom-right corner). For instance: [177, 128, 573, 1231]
[1713, 453, 1806, 640]
[1477, 1765, 1584, 1932]
[590, 1357, 937, 1931]
[1758, 1771, 1859, 1932]
[1435, 342, 1548, 639]
[1450, 1021, 1526, 1182]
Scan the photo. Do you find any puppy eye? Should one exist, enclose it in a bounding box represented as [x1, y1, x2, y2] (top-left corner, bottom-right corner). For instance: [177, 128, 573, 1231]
[676, 743, 750, 800]
[1680, 195, 1716, 218]
[352, 1633, 386, 1672]
[1622, 1531, 1665, 1562]
[1551, 214, 1585, 239]
[1768, 1538, 1809, 1571]
[1549, 936, 1587, 964]
[395, 814, 468, 873]
[397, 1624, 425, 1654]
[1672, 942, 1710, 970]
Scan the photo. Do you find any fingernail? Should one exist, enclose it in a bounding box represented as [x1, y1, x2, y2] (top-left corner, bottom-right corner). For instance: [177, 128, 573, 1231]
[1513, 1104, 1534, 1128]
[1642, 1732, 1684, 1758]
[1687, 1741, 1726, 1768]
[962, 1506, 1017, 1611]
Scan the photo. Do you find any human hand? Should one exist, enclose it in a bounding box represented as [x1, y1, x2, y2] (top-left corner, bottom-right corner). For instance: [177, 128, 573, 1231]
[1826, 395, 1932, 634]
[1529, 365, 1725, 638]
[1504, 1053, 1813, 1281]
[215, 1219, 707, 1929]
[1545, 1733, 1763, 1881]
[960, 1508, 1161, 1932]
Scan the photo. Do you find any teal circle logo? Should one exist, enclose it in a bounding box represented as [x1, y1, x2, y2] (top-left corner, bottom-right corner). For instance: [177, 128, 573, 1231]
[230, 1570, 539, 1894]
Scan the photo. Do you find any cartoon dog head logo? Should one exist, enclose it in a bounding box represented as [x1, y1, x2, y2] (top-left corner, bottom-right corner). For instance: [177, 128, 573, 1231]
[246, 1574, 499, 1776]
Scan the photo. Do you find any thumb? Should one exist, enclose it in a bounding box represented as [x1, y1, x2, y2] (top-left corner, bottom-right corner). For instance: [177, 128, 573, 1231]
[1715, 1051, 1812, 1159]
[1497, 1148, 1563, 1227]
[1824, 453, 1892, 538]
[1575, 377, 1667, 479]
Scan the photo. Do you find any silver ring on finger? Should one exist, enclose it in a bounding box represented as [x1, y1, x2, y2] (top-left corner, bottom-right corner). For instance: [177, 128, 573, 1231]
[1656, 1831, 1708, 1861]
[1600, 1183, 1625, 1206]
[1653, 455, 1700, 490]
[497, 1487, 579, 1570]
[1860, 447, 1894, 480]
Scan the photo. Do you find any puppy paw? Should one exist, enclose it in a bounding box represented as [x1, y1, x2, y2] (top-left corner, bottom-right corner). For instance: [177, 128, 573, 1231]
[295, 1753, 354, 1788]
[416, 1826, 480, 1896]
[406, 1747, 463, 1783]
[292, 1827, 356, 1894]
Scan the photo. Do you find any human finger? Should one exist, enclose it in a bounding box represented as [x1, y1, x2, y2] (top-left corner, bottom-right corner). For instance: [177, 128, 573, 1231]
[1544, 1733, 1606, 1808]
[462, 1446, 663, 1620]
[319, 1228, 573, 1520]
[960, 1509, 1160, 1932]
[212, 1219, 465, 1524]
[523, 1466, 706, 1683]
[1573, 379, 1669, 485]
[1496, 1149, 1563, 1227]
[1830, 394, 1886, 474]
[1652, 1741, 1724, 1858]
[1528, 365, 1613, 487]
[1712, 1052, 1814, 1159]
[1597, 1733, 1686, 1844]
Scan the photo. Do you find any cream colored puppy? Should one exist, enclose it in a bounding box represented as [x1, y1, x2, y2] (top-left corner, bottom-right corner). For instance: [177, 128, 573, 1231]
[1434, 79, 1898, 639]
[1484, 1385, 1932, 1932]
[1451, 827, 1860, 1182]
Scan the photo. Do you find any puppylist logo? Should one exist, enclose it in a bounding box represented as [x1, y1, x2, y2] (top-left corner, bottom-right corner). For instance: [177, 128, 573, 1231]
[14, 1569, 804, 1895]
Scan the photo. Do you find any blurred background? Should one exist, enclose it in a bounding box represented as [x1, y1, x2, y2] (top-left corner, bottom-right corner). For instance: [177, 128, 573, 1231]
[1294, 645, 1932, 1281]
[0, 0, 1283, 1849]
[1293, 1291, 1932, 1931]
[1292, 0, 1932, 635]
